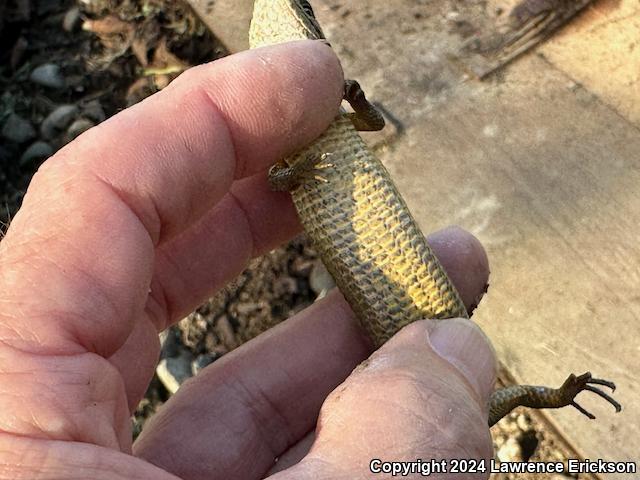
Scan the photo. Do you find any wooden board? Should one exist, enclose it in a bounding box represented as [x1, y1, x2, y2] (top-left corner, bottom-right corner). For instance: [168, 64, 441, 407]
[489, 0, 640, 126]
[309, 0, 639, 473]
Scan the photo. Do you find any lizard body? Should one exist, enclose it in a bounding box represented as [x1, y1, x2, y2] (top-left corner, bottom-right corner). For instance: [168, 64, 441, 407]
[251, 0, 468, 347]
[249, 0, 620, 426]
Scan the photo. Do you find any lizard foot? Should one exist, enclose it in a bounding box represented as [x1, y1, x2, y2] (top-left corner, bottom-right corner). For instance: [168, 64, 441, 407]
[558, 372, 621, 420]
[268, 153, 334, 191]
[488, 371, 621, 427]
[343, 79, 385, 132]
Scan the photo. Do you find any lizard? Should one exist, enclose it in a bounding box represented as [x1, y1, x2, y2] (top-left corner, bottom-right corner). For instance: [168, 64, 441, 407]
[249, 0, 621, 427]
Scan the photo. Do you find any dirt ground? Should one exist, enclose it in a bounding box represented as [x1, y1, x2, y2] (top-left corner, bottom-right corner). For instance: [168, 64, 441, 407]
[0, 1, 598, 479]
[0, 0, 223, 222]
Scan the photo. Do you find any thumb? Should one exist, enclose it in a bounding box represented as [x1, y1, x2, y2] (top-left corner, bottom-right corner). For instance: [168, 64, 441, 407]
[273, 318, 496, 480]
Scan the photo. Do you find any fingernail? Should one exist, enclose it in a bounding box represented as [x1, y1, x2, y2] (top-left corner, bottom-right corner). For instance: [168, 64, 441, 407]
[429, 318, 496, 402]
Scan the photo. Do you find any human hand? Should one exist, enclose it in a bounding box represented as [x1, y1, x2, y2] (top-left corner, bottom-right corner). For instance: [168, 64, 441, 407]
[0, 40, 494, 479]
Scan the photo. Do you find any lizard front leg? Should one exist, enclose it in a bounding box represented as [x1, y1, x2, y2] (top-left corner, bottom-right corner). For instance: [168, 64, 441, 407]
[268, 153, 334, 191]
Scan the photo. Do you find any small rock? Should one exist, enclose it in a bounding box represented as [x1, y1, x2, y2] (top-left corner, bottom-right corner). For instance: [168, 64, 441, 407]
[62, 6, 81, 32]
[445, 10, 460, 21]
[192, 312, 209, 331]
[309, 260, 335, 298]
[158, 329, 169, 347]
[20, 141, 53, 167]
[11, 37, 29, 70]
[2, 113, 36, 144]
[159, 327, 181, 359]
[516, 413, 531, 432]
[235, 302, 262, 315]
[81, 100, 106, 123]
[41, 104, 78, 139]
[64, 74, 85, 91]
[30, 63, 65, 89]
[65, 117, 95, 141]
[156, 349, 195, 395]
[154, 74, 172, 90]
[274, 276, 298, 296]
[291, 256, 314, 276]
[497, 437, 522, 463]
[191, 353, 218, 375]
[216, 315, 239, 350]
[493, 433, 506, 448]
[205, 332, 229, 356]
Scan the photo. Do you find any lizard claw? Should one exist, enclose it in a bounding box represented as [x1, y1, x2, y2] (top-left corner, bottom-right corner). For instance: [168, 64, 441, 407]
[306, 153, 334, 184]
[561, 372, 622, 419]
[314, 153, 335, 170]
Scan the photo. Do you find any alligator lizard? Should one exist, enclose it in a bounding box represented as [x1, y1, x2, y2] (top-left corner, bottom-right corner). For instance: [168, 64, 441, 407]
[249, 0, 620, 426]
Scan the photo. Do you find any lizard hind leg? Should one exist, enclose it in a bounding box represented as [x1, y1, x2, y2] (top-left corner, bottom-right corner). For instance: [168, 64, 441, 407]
[268, 153, 334, 192]
[488, 372, 621, 427]
[343, 79, 386, 132]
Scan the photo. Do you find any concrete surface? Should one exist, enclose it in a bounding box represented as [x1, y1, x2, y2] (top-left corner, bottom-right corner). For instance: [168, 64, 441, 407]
[191, 0, 639, 474]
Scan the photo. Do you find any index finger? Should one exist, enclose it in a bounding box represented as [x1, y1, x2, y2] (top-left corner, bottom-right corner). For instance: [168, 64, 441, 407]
[0, 40, 341, 374]
[49, 39, 343, 244]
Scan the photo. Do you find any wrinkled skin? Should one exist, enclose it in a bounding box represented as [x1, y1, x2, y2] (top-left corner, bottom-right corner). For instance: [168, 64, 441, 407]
[0, 40, 494, 480]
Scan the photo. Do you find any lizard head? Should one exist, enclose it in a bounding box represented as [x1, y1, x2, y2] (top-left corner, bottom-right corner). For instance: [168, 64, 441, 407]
[250, 0, 326, 48]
